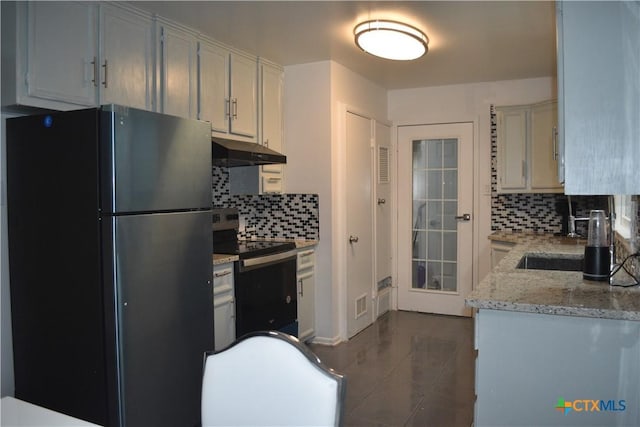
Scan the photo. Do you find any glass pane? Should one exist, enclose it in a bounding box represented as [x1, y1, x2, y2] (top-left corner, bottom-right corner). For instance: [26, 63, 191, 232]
[426, 262, 442, 290]
[427, 201, 442, 230]
[413, 201, 427, 230]
[443, 139, 457, 168]
[427, 140, 442, 169]
[427, 170, 442, 199]
[443, 231, 457, 261]
[442, 262, 457, 291]
[443, 170, 457, 199]
[427, 231, 442, 260]
[412, 230, 427, 259]
[411, 137, 459, 293]
[412, 261, 426, 289]
[413, 170, 426, 199]
[413, 140, 427, 169]
[443, 201, 457, 230]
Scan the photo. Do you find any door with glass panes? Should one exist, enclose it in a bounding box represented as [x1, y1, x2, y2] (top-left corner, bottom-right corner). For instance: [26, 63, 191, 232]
[397, 123, 473, 316]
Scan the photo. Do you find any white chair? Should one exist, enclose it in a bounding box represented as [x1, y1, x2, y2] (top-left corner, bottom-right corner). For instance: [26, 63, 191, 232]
[201, 331, 346, 427]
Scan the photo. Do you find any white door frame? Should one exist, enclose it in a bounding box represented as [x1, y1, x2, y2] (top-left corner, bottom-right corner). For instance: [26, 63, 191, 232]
[391, 119, 481, 316]
[334, 103, 393, 342]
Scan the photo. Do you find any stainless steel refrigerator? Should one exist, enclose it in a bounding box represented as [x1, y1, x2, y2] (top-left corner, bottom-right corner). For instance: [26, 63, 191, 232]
[6, 105, 214, 426]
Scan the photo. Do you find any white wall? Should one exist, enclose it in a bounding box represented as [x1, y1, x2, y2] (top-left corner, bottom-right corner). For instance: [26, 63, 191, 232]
[284, 61, 334, 340]
[284, 60, 387, 342]
[388, 77, 557, 284]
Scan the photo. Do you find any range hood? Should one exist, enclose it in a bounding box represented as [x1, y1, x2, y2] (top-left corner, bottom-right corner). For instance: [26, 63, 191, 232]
[212, 137, 286, 167]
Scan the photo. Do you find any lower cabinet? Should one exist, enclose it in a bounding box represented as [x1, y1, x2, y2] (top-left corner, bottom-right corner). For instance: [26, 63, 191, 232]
[475, 309, 640, 426]
[213, 263, 235, 351]
[297, 248, 315, 342]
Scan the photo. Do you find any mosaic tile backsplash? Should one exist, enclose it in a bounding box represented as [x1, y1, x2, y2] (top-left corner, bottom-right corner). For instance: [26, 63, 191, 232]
[212, 166, 319, 240]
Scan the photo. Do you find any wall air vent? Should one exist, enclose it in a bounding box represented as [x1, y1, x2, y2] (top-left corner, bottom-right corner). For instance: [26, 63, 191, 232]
[378, 146, 390, 183]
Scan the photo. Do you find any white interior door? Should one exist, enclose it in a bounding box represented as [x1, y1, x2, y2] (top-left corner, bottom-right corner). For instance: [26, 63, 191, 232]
[346, 111, 373, 338]
[397, 123, 473, 316]
[374, 121, 392, 308]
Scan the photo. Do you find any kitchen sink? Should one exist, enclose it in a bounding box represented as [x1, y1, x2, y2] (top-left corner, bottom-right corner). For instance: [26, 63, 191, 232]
[516, 253, 584, 272]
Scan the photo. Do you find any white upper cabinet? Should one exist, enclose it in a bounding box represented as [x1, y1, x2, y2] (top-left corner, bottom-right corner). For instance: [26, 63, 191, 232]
[496, 100, 562, 194]
[157, 18, 198, 119]
[260, 60, 284, 153]
[198, 38, 230, 133]
[99, 4, 154, 111]
[556, 1, 640, 195]
[496, 106, 527, 192]
[2, 2, 98, 110]
[198, 38, 258, 141]
[529, 101, 562, 191]
[259, 59, 285, 193]
[1, 2, 153, 111]
[229, 52, 258, 139]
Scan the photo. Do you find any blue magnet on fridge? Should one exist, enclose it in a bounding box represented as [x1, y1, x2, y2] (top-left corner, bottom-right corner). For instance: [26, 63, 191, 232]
[43, 115, 53, 128]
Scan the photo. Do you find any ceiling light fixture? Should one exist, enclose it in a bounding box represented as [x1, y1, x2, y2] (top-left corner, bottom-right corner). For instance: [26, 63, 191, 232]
[354, 20, 429, 61]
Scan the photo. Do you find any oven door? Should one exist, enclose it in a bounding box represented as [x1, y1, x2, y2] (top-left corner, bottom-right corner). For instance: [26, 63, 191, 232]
[235, 250, 298, 337]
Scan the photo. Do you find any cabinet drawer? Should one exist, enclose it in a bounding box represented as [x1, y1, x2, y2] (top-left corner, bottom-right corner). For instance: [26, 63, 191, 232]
[261, 174, 282, 194]
[297, 249, 315, 271]
[213, 264, 234, 291]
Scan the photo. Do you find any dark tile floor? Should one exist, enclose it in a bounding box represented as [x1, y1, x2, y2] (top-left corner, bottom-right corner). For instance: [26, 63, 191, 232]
[308, 310, 475, 427]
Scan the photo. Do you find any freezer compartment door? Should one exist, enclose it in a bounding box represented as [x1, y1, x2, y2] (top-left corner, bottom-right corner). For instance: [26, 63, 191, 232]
[105, 211, 213, 426]
[100, 105, 212, 213]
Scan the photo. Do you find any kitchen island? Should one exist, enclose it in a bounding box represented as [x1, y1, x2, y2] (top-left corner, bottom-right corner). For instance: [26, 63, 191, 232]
[466, 233, 640, 427]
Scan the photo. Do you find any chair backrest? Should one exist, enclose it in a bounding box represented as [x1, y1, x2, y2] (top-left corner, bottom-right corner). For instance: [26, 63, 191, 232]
[201, 331, 346, 427]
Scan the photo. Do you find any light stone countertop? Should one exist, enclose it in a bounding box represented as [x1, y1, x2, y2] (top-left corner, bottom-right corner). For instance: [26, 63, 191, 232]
[212, 254, 239, 265]
[466, 232, 640, 321]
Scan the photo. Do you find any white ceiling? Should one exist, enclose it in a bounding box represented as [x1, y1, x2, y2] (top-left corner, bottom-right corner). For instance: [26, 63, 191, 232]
[132, 1, 557, 90]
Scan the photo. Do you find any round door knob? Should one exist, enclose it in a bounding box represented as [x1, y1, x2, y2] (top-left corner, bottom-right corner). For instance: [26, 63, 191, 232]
[349, 235, 359, 243]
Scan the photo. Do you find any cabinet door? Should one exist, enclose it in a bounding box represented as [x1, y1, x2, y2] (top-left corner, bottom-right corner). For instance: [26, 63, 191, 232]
[229, 52, 257, 138]
[26, 2, 97, 107]
[213, 296, 235, 351]
[260, 62, 283, 152]
[496, 107, 527, 191]
[260, 61, 284, 180]
[198, 40, 230, 133]
[213, 264, 235, 351]
[558, 1, 640, 195]
[297, 269, 315, 342]
[159, 22, 197, 119]
[530, 101, 562, 191]
[100, 5, 153, 111]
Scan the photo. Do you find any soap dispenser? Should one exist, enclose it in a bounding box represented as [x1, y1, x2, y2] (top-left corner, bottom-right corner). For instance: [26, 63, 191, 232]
[583, 210, 610, 281]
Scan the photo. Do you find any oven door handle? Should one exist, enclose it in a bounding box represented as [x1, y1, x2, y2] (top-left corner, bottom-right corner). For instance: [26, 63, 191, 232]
[239, 249, 298, 271]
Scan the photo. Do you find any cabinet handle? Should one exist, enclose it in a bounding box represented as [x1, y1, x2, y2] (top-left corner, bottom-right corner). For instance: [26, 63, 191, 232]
[552, 126, 558, 160]
[102, 60, 108, 88]
[232, 98, 238, 119]
[214, 270, 232, 278]
[91, 57, 98, 87]
[522, 160, 526, 180]
[298, 279, 304, 297]
[224, 98, 231, 118]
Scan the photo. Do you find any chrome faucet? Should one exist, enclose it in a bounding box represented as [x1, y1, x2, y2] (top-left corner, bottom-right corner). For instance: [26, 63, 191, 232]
[567, 195, 589, 238]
